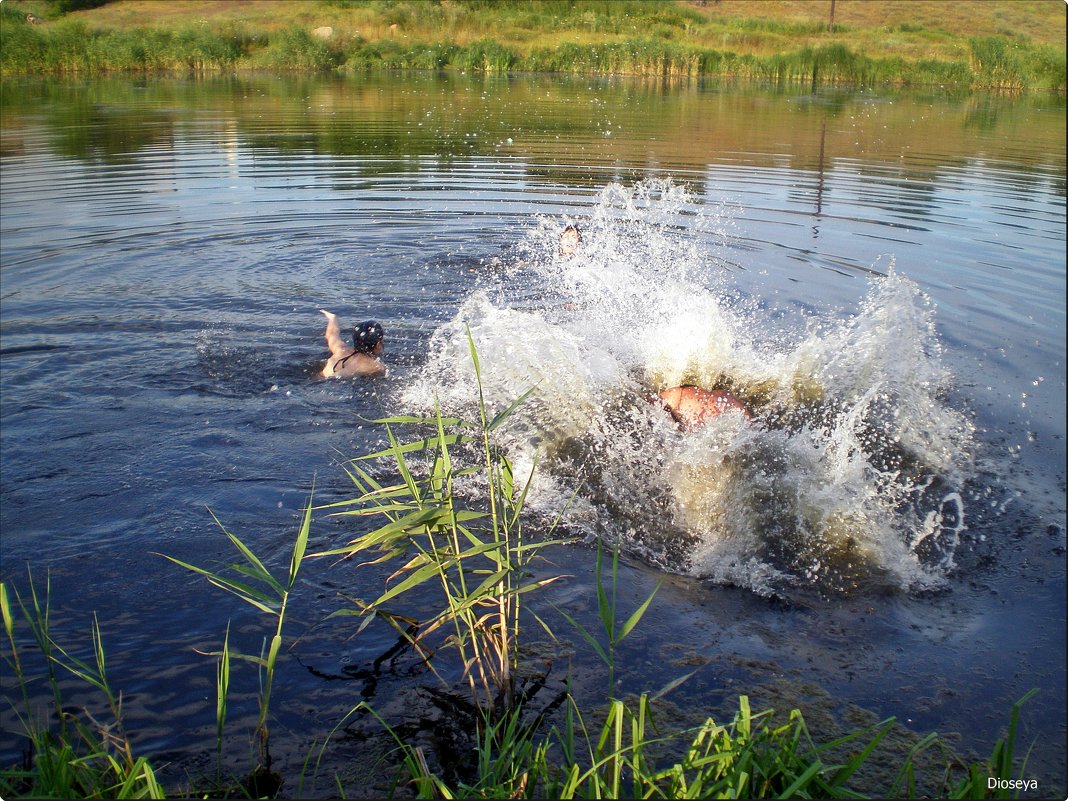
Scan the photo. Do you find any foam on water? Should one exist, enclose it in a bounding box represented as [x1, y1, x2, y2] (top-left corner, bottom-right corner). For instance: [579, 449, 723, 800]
[401, 180, 975, 597]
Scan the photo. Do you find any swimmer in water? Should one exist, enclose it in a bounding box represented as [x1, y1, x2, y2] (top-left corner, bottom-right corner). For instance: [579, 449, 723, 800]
[656, 385, 748, 430]
[475, 224, 582, 272]
[319, 310, 386, 378]
[559, 224, 582, 258]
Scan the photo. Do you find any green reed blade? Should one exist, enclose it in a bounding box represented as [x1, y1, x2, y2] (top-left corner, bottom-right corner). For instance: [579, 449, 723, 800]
[1002, 688, 1038, 779]
[385, 424, 423, 504]
[288, 491, 312, 590]
[363, 413, 470, 428]
[779, 758, 824, 798]
[456, 569, 510, 607]
[453, 538, 515, 564]
[90, 614, 109, 695]
[324, 500, 419, 515]
[618, 581, 661, 641]
[453, 522, 490, 551]
[508, 452, 540, 527]
[228, 562, 281, 588]
[434, 402, 453, 478]
[822, 717, 895, 787]
[373, 558, 456, 607]
[350, 545, 412, 569]
[0, 582, 23, 681]
[204, 509, 285, 596]
[651, 663, 706, 702]
[515, 576, 565, 596]
[216, 623, 230, 776]
[340, 459, 386, 492]
[310, 506, 454, 557]
[355, 431, 475, 462]
[0, 583, 13, 646]
[595, 544, 611, 636]
[487, 386, 537, 432]
[465, 326, 483, 383]
[554, 607, 608, 665]
[160, 555, 278, 613]
[737, 695, 752, 738]
[224, 531, 283, 596]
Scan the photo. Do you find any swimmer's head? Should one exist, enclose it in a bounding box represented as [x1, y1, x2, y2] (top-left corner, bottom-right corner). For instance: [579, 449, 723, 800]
[560, 225, 582, 258]
[352, 321, 384, 354]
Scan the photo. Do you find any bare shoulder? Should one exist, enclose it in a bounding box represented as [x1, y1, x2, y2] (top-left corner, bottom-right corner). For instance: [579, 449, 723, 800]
[331, 353, 386, 379]
[356, 356, 387, 377]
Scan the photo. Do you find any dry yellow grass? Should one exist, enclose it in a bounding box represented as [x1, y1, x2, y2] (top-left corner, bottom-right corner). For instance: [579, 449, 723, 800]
[57, 0, 1066, 52]
[68, 0, 366, 31]
[694, 0, 1063, 46]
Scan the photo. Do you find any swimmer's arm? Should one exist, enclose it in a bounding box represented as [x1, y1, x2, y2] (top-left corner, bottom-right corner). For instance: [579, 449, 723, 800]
[320, 309, 351, 358]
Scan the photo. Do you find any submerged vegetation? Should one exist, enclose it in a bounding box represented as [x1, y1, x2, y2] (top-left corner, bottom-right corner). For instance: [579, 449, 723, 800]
[0, 344, 1044, 798]
[0, 0, 1064, 90]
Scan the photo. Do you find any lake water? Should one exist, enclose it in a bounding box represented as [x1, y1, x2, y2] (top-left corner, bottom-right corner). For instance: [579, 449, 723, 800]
[1, 73, 1065, 796]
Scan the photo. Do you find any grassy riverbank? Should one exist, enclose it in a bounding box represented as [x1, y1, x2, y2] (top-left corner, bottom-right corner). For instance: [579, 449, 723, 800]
[1, 0, 1064, 89]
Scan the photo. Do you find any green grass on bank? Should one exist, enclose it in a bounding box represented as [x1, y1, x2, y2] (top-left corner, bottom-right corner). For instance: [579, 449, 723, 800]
[0, 0, 1064, 89]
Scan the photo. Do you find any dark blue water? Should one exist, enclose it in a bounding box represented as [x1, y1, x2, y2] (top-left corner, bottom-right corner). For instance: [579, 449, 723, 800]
[1, 74, 1064, 797]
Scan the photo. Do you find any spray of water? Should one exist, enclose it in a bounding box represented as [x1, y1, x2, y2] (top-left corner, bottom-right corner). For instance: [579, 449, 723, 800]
[401, 180, 974, 598]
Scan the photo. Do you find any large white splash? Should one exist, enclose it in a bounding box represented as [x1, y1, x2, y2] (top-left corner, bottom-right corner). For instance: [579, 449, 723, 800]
[400, 180, 974, 598]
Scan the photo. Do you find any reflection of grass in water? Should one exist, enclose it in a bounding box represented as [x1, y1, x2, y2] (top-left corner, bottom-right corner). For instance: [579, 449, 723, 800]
[2, 71, 1061, 180]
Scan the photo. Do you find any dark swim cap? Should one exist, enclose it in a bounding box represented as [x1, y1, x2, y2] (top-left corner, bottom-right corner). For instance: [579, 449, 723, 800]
[352, 321, 384, 354]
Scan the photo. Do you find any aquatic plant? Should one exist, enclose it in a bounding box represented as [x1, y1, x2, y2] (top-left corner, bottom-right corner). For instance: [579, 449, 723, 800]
[887, 689, 1040, 800]
[389, 682, 1043, 798]
[0, 575, 165, 799]
[313, 328, 569, 716]
[555, 542, 660, 700]
[0, 549, 1043, 799]
[214, 624, 231, 785]
[161, 494, 312, 794]
[368, 568, 1043, 800]
[0, 424, 1045, 799]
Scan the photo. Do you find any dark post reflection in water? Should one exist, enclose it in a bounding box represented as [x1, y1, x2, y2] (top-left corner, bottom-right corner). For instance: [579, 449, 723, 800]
[0, 73, 1064, 797]
[813, 117, 827, 239]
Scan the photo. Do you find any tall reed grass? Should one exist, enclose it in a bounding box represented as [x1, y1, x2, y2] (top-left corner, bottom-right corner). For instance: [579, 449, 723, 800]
[0, 547, 1042, 799]
[161, 495, 312, 794]
[0, 19, 246, 74]
[313, 328, 568, 715]
[555, 543, 660, 700]
[395, 691, 905, 798]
